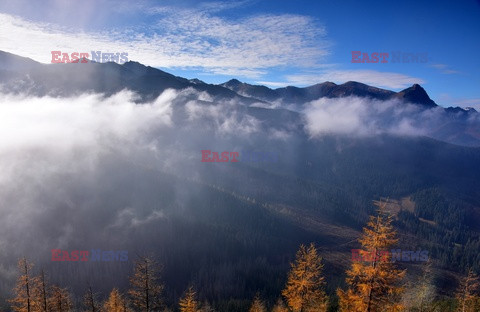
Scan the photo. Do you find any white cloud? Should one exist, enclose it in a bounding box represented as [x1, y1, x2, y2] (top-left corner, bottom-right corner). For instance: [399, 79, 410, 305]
[304, 97, 374, 136]
[0, 89, 178, 272]
[429, 63, 461, 75]
[0, 3, 330, 79]
[303, 96, 432, 138]
[109, 207, 165, 228]
[0, 2, 430, 89]
[185, 100, 261, 135]
[0, 90, 173, 155]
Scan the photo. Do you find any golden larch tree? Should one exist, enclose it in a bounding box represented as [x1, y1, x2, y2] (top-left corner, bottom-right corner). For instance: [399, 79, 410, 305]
[337, 203, 405, 312]
[272, 298, 288, 312]
[32, 269, 50, 312]
[179, 286, 199, 312]
[103, 288, 129, 312]
[248, 294, 266, 312]
[282, 243, 329, 312]
[455, 268, 480, 312]
[128, 255, 164, 312]
[9, 257, 35, 312]
[49, 285, 73, 312]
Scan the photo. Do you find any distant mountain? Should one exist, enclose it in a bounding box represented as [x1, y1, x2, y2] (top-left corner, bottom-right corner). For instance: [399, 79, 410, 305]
[1, 50, 480, 307]
[220, 79, 398, 104]
[220, 79, 440, 108]
[394, 83, 437, 107]
[0, 50, 472, 110]
[0, 50, 41, 71]
[0, 50, 478, 146]
[218, 79, 480, 146]
[0, 50, 258, 104]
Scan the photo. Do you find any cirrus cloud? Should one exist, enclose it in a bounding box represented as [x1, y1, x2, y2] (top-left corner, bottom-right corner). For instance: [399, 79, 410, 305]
[0, 2, 330, 80]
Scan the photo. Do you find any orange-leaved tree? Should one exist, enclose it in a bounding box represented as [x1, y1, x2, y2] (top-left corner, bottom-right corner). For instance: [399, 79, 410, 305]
[9, 257, 35, 312]
[249, 293, 266, 312]
[179, 286, 199, 312]
[271, 297, 288, 312]
[103, 288, 130, 312]
[32, 269, 50, 312]
[128, 255, 164, 312]
[337, 202, 405, 312]
[49, 285, 73, 312]
[282, 243, 328, 312]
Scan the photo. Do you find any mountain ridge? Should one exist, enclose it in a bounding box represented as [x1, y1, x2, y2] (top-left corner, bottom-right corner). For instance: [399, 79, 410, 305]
[1, 49, 471, 111]
[220, 78, 444, 109]
[0, 50, 478, 147]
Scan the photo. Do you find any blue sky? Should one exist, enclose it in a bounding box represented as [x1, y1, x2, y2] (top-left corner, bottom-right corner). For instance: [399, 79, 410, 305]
[0, 0, 479, 108]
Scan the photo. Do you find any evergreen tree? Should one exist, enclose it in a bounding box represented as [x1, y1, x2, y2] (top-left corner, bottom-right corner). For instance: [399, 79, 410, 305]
[337, 203, 405, 312]
[282, 243, 329, 312]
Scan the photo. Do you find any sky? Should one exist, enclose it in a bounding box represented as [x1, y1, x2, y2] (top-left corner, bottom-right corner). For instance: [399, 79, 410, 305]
[0, 0, 479, 108]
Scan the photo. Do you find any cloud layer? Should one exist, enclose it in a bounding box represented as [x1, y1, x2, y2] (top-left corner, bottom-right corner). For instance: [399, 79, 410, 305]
[303, 96, 479, 140]
[0, 4, 328, 79]
[0, 87, 478, 295]
[0, 1, 425, 88]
